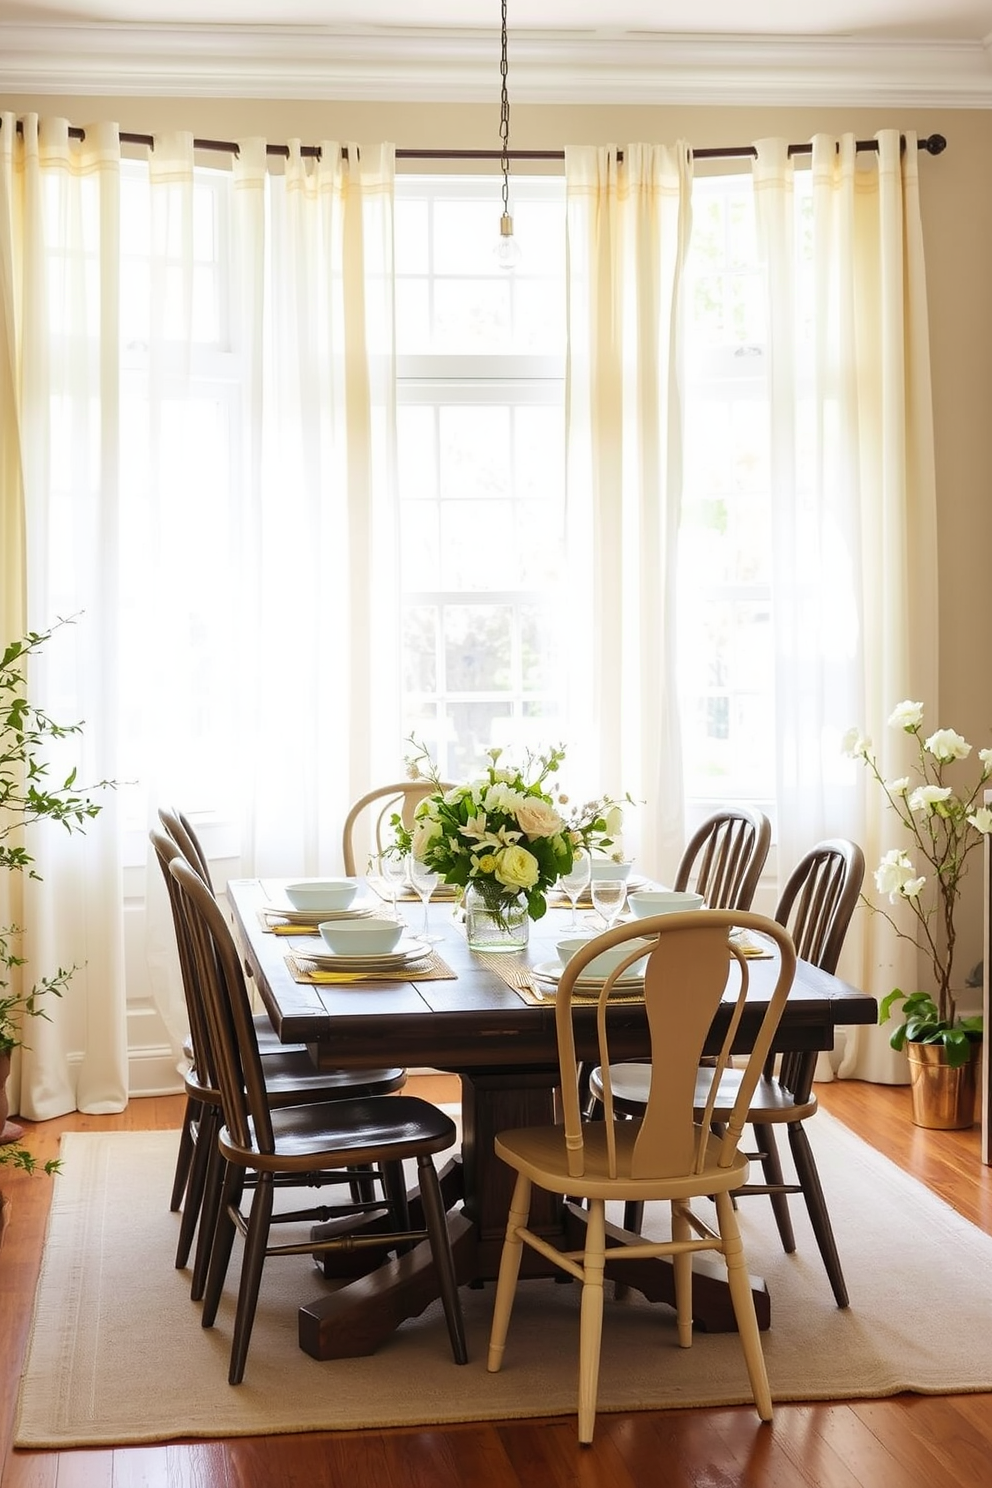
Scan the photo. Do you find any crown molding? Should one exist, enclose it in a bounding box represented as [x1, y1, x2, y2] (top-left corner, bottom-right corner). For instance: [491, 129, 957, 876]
[1, 23, 991, 108]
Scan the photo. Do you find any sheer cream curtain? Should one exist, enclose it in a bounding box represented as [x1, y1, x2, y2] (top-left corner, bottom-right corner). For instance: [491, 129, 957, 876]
[140, 136, 399, 1054]
[753, 131, 938, 1081]
[563, 144, 692, 877]
[0, 114, 128, 1119]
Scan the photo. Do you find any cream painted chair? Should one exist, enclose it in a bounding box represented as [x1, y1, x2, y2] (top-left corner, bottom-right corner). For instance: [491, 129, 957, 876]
[486, 909, 797, 1444]
[341, 780, 453, 877]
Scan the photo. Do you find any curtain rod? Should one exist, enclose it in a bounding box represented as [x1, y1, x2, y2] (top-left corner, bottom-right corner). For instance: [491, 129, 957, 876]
[9, 120, 948, 163]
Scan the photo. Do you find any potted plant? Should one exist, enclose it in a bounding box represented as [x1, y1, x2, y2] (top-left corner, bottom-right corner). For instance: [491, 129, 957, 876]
[843, 700, 989, 1128]
[1, 620, 108, 1227]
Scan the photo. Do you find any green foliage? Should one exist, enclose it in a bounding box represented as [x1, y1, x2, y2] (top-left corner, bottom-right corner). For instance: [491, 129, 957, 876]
[1, 618, 110, 1174]
[879, 988, 983, 1070]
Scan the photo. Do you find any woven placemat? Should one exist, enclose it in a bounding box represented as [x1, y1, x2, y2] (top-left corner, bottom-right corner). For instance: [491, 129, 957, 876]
[284, 949, 457, 984]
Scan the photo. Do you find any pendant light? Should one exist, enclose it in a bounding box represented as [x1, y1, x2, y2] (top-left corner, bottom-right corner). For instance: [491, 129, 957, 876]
[494, 0, 522, 270]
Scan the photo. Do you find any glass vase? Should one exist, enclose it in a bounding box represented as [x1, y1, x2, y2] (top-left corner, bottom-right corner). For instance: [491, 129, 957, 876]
[464, 881, 530, 953]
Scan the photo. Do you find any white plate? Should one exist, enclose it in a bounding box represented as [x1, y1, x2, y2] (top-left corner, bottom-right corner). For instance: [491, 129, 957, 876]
[297, 937, 431, 970]
[267, 901, 376, 924]
[532, 958, 646, 991]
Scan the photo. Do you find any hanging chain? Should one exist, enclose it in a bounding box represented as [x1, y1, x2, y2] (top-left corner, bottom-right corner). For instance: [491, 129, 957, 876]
[499, 0, 511, 219]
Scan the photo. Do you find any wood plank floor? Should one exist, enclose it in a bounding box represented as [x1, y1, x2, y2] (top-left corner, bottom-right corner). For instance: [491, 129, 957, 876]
[2, 1075, 991, 1488]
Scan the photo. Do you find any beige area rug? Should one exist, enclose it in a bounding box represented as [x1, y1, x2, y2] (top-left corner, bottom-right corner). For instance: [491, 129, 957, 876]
[15, 1111, 992, 1448]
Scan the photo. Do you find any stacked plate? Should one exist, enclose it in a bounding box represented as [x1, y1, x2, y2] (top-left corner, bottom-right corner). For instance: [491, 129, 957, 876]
[295, 936, 432, 973]
[266, 899, 378, 925]
[531, 959, 646, 997]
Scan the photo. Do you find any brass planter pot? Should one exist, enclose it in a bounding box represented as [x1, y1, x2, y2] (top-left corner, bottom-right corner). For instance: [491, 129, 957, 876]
[905, 1039, 981, 1130]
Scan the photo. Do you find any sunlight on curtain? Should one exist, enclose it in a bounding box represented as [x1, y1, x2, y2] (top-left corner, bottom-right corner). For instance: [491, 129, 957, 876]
[0, 114, 128, 1119]
[563, 143, 692, 880]
[137, 136, 399, 1057]
[753, 131, 938, 1082]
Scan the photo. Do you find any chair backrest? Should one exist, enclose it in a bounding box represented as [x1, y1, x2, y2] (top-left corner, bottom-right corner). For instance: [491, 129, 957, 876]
[342, 780, 453, 875]
[158, 806, 214, 892]
[555, 909, 796, 1183]
[774, 837, 864, 977]
[168, 855, 274, 1157]
[150, 826, 220, 1092]
[673, 808, 771, 911]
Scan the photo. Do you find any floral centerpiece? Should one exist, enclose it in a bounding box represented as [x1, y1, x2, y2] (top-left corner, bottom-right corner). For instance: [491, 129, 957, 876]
[390, 739, 630, 951]
[843, 701, 989, 1070]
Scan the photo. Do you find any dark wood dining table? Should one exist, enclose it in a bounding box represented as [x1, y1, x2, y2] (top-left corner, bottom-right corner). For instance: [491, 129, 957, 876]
[226, 878, 877, 1361]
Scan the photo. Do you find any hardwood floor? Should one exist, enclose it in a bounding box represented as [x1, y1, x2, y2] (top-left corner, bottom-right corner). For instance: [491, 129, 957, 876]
[2, 1075, 991, 1487]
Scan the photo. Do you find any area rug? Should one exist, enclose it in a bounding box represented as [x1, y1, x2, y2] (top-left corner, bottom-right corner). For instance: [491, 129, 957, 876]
[14, 1112, 992, 1447]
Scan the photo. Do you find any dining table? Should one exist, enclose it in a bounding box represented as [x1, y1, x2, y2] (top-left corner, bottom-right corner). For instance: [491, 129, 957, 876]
[225, 877, 878, 1361]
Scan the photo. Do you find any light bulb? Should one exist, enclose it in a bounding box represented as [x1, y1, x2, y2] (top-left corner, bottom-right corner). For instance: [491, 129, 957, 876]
[494, 211, 522, 271]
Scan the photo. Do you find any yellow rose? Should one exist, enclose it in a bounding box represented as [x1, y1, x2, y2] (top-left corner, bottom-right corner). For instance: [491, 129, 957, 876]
[494, 845, 540, 891]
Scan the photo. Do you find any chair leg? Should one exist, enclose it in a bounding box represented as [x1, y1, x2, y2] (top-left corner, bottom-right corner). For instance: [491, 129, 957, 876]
[416, 1154, 467, 1365]
[174, 1103, 212, 1271]
[787, 1120, 849, 1308]
[201, 1162, 244, 1329]
[670, 1200, 693, 1348]
[229, 1171, 274, 1385]
[622, 1199, 645, 1233]
[752, 1122, 797, 1253]
[577, 1198, 607, 1446]
[714, 1190, 773, 1422]
[191, 1126, 226, 1302]
[487, 1171, 531, 1374]
[170, 1096, 201, 1211]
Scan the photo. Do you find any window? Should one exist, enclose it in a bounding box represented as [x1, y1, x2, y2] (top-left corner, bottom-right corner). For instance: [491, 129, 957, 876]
[394, 177, 569, 779]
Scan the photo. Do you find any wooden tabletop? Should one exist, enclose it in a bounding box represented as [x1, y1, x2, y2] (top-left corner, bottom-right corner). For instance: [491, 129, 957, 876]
[226, 878, 878, 1073]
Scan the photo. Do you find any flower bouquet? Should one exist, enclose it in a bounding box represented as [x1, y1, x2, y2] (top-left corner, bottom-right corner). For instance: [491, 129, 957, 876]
[390, 740, 630, 950]
[843, 701, 989, 1068]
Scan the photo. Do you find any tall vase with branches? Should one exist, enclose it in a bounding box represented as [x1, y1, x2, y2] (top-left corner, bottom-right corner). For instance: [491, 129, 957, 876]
[1, 620, 109, 1175]
[844, 700, 989, 1068]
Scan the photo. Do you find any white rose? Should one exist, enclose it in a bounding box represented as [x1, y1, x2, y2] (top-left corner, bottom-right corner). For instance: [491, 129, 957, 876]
[925, 728, 971, 763]
[603, 805, 624, 837]
[874, 848, 916, 903]
[888, 700, 924, 730]
[980, 747, 992, 776]
[901, 876, 927, 899]
[884, 777, 911, 796]
[515, 799, 564, 838]
[908, 785, 952, 814]
[494, 845, 540, 891]
[410, 818, 441, 859]
[967, 806, 992, 834]
[841, 728, 871, 759]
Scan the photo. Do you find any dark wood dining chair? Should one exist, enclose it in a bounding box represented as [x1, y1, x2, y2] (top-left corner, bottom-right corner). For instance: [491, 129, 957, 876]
[168, 853, 468, 1384]
[674, 806, 771, 911]
[152, 823, 406, 1300]
[487, 909, 797, 1443]
[590, 837, 865, 1308]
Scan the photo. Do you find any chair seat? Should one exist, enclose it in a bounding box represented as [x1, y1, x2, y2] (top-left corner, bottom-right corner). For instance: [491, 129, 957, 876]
[185, 1016, 306, 1060]
[595, 1062, 818, 1124]
[185, 1054, 406, 1108]
[221, 1094, 457, 1172]
[494, 1120, 749, 1203]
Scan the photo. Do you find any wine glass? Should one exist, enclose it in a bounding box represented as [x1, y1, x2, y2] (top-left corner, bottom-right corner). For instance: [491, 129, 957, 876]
[591, 876, 627, 930]
[378, 851, 408, 924]
[558, 849, 591, 931]
[409, 856, 441, 943]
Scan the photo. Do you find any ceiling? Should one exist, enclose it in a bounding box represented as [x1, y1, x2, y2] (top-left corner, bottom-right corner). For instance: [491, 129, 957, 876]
[2, 0, 992, 105]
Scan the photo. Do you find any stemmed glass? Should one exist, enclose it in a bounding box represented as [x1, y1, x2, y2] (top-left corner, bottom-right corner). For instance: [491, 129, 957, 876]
[378, 851, 408, 924]
[409, 856, 442, 943]
[591, 876, 627, 930]
[558, 849, 591, 931]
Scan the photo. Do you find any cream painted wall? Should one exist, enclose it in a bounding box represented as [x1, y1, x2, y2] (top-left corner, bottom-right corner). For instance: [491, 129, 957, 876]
[4, 90, 991, 986]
